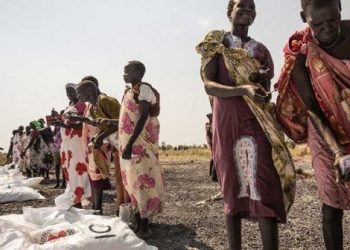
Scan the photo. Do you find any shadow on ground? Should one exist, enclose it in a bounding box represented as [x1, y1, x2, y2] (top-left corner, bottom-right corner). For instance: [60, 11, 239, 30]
[146, 223, 214, 250]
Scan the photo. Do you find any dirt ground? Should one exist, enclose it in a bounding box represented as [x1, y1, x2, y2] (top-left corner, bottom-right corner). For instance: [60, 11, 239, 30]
[1, 157, 350, 250]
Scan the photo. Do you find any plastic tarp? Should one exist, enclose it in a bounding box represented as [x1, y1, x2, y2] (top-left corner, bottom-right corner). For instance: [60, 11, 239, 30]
[0, 164, 44, 203]
[0, 207, 157, 250]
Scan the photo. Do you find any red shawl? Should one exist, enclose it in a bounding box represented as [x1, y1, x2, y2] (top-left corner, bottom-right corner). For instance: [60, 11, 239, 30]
[275, 28, 350, 145]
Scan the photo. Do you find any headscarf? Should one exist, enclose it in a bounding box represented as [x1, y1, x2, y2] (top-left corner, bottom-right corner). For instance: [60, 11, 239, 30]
[30, 120, 43, 129]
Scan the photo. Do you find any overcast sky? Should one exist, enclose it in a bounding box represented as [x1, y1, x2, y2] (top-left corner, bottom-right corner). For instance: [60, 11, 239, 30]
[1, 0, 349, 150]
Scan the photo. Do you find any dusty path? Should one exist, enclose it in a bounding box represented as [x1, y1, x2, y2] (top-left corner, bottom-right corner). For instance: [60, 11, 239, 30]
[1, 159, 349, 249]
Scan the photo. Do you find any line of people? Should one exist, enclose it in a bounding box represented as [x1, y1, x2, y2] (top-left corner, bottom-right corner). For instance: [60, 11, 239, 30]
[7, 120, 58, 184]
[6, 61, 165, 237]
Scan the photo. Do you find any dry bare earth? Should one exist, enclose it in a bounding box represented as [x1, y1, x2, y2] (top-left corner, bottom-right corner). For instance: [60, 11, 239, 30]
[1, 157, 350, 249]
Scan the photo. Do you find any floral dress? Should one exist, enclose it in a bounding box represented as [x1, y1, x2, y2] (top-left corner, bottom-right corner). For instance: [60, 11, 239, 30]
[12, 134, 21, 164]
[21, 133, 30, 171]
[28, 130, 43, 174]
[119, 85, 165, 219]
[38, 136, 54, 170]
[60, 102, 91, 205]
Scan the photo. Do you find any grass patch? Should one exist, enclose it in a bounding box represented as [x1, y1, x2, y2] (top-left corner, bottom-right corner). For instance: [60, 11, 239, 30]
[159, 142, 310, 164]
[0, 152, 7, 166]
[159, 148, 211, 163]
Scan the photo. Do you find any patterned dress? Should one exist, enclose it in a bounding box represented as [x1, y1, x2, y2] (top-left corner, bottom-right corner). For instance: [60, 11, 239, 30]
[21, 133, 31, 171]
[12, 133, 26, 171]
[89, 95, 120, 181]
[52, 128, 62, 168]
[119, 85, 165, 219]
[82, 103, 112, 189]
[60, 102, 91, 205]
[38, 135, 54, 171]
[17, 133, 28, 171]
[276, 28, 350, 210]
[28, 130, 42, 174]
[12, 133, 21, 164]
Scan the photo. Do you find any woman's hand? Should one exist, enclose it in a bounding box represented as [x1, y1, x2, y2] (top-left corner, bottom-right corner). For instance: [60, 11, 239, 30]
[249, 71, 270, 90]
[51, 120, 65, 127]
[122, 143, 133, 160]
[334, 152, 344, 184]
[244, 85, 270, 104]
[67, 115, 83, 122]
[96, 118, 110, 126]
[93, 135, 104, 149]
[334, 151, 350, 189]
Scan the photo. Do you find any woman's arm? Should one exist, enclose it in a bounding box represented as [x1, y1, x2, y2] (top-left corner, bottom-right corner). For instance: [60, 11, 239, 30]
[21, 136, 35, 157]
[93, 125, 118, 149]
[292, 55, 341, 148]
[7, 140, 13, 159]
[96, 118, 119, 126]
[201, 56, 246, 97]
[202, 57, 269, 103]
[292, 55, 345, 180]
[68, 115, 97, 126]
[52, 120, 83, 130]
[122, 101, 150, 159]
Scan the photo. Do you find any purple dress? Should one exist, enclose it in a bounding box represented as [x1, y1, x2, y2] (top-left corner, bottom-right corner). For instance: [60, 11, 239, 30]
[212, 34, 286, 222]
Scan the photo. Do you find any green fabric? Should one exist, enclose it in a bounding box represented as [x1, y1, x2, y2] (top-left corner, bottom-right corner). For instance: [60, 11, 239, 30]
[90, 95, 120, 131]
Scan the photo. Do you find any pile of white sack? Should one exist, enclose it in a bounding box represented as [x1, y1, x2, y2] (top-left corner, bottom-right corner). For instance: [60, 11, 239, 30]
[0, 204, 157, 250]
[0, 163, 44, 203]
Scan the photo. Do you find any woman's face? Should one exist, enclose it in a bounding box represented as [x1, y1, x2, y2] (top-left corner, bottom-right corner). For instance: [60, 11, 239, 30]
[229, 0, 256, 27]
[66, 87, 77, 102]
[76, 87, 89, 103]
[304, 4, 341, 46]
[123, 65, 141, 84]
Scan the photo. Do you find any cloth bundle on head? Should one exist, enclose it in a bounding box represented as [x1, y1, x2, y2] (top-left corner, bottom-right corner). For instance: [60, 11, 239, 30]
[65, 83, 78, 89]
[30, 120, 43, 129]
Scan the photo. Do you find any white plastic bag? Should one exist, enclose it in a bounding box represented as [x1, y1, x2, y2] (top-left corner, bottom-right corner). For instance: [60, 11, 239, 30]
[0, 187, 45, 203]
[0, 208, 158, 250]
[30, 222, 76, 245]
[119, 203, 134, 224]
[54, 191, 73, 211]
[22, 177, 44, 189]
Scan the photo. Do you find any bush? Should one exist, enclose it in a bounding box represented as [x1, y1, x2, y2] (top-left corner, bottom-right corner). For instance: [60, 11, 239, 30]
[0, 152, 7, 166]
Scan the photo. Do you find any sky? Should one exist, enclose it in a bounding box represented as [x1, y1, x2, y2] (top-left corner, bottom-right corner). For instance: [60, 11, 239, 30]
[1, 0, 350, 151]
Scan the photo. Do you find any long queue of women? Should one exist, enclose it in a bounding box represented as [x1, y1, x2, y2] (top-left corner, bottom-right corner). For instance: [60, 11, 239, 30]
[6, 61, 164, 238]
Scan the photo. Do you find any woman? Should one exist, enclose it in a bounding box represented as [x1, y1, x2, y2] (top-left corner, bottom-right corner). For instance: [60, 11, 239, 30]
[196, 1, 295, 249]
[118, 60, 165, 237]
[52, 124, 66, 188]
[21, 122, 43, 177]
[275, 0, 350, 248]
[38, 127, 54, 183]
[74, 77, 126, 215]
[53, 83, 91, 208]
[22, 126, 32, 177]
